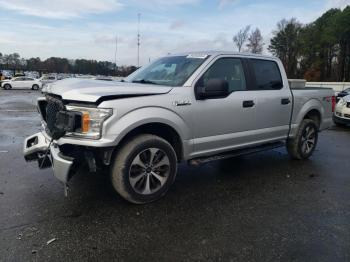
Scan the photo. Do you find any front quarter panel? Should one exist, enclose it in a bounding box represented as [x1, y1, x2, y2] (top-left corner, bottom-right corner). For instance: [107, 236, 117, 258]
[98, 90, 193, 158]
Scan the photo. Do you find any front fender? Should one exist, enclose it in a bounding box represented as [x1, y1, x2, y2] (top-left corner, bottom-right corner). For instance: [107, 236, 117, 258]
[104, 107, 191, 145]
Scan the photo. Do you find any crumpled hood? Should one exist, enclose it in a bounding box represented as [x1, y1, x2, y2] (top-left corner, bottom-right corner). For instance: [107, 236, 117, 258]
[43, 78, 173, 103]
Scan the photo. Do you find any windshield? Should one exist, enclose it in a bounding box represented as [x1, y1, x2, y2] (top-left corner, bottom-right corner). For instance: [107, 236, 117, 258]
[125, 55, 207, 87]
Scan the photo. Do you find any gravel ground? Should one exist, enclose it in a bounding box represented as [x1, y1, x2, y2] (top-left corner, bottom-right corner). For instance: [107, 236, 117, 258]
[0, 89, 350, 262]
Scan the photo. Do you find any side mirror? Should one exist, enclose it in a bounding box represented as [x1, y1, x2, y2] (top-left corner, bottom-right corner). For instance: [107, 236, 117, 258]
[270, 80, 283, 89]
[196, 79, 229, 100]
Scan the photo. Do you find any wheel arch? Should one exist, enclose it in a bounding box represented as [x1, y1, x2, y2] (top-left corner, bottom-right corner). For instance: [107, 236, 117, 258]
[106, 107, 192, 162]
[291, 99, 324, 136]
[116, 122, 184, 162]
[303, 109, 321, 129]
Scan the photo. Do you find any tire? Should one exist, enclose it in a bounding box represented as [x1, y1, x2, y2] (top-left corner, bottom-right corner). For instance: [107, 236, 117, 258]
[111, 134, 178, 204]
[32, 84, 39, 90]
[3, 84, 11, 90]
[287, 119, 318, 160]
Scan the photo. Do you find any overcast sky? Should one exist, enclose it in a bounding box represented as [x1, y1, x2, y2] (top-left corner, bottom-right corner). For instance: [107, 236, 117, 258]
[0, 0, 349, 65]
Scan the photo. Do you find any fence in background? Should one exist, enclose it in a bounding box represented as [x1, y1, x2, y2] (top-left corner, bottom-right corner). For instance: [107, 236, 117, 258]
[306, 82, 350, 92]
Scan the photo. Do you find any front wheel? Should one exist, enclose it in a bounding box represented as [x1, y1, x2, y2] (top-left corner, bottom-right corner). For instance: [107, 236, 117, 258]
[32, 84, 39, 90]
[3, 84, 12, 90]
[111, 134, 178, 204]
[287, 119, 318, 160]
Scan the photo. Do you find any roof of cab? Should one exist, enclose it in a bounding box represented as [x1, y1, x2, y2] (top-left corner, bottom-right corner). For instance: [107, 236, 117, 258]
[169, 50, 278, 60]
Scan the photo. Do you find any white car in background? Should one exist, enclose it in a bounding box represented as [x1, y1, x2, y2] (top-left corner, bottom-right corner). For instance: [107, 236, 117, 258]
[333, 95, 350, 126]
[39, 75, 58, 85]
[0, 77, 42, 90]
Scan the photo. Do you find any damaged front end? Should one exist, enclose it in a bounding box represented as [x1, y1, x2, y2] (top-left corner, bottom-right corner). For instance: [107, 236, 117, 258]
[23, 132, 74, 184]
[23, 95, 113, 193]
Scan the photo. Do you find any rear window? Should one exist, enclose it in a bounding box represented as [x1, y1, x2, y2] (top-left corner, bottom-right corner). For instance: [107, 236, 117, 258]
[251, 59, 283, 90]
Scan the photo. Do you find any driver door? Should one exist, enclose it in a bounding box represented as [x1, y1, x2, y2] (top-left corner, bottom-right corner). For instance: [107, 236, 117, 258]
[191, 56, 257, 157]
[12, 77, 24, 88]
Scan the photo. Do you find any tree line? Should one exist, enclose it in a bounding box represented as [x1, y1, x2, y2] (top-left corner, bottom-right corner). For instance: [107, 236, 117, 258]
[233, 6, 350, 81]
[0, 53, 137, 77]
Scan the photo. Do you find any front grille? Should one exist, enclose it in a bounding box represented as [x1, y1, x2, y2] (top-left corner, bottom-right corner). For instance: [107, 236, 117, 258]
[344, 114, 350, 119]
[44, 95, 65, 138]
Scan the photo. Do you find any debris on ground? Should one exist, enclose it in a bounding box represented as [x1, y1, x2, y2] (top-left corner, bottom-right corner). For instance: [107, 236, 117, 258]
[46, 238, 57, 245]
[31, 250, 38, 254]
[17, 233, 23, 240]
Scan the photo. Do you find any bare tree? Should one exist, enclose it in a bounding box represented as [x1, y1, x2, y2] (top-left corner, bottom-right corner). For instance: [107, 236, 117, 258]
[247, 28, 264, 54]
[233, 25, 251, 52]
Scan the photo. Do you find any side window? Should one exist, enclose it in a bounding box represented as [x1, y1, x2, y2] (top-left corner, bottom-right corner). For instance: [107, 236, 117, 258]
[251, 59, 283, 90]
[198, 58, 246, 92]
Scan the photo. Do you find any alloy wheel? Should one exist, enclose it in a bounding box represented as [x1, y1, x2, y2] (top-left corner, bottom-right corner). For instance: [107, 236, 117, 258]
[301, 125, 316, 154]
[129, 148, 170, 195]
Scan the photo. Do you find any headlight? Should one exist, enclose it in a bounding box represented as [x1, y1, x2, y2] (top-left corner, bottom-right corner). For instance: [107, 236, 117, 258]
[337, 98, 347, 107]
[65, 106, 112, 139]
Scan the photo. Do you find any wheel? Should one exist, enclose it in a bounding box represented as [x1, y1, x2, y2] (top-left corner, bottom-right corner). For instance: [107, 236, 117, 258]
[287, 119, 318, 160]
[3, 84, 12, 90]
[111, 134, 178, 204]
[32, 84, 39, 90]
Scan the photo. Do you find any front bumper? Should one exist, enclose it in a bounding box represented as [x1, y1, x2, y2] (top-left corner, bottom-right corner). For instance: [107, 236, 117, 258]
[333, 114, 350, 125]
[23, 132, 74, 183]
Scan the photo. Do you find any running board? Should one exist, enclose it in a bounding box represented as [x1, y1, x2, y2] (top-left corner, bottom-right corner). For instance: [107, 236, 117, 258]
[189, 141, 285, 166]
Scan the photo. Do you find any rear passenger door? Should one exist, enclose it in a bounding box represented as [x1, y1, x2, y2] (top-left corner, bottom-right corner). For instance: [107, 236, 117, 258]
[24, 78, 35, 88]
[247, 59, 292, 141]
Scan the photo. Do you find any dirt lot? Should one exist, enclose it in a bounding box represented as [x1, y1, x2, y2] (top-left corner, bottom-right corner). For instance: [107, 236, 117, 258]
[0, 89, 350, 262]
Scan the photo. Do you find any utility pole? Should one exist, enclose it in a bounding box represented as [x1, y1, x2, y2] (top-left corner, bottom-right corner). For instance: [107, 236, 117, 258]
[114, 35, 118, 74]
[137, 13, 141, 68]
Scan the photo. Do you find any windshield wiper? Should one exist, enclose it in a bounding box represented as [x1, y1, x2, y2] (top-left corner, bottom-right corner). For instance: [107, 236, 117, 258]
[132, 79, 158, 85]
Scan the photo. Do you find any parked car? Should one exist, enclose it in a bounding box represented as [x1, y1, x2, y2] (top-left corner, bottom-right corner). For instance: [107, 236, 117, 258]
[23, 51, 334, 204]
[1, 77, 42, 90]
[333, 95, 350, 126]
[39, 75, 57, 85]
[336, 87, 350, 102]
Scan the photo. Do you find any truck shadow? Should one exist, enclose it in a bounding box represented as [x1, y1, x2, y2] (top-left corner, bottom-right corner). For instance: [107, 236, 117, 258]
[64, 147, 322, 214]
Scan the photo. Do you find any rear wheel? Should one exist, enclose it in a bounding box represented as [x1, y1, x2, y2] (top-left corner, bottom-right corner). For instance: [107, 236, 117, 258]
[287, 119, 318, 160]
[3, 84, 12, 90]
[32, 84, 39, 90]
[111, 134, 177, 204]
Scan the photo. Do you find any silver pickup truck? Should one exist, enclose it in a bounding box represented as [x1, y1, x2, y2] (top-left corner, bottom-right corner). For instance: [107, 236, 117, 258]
[23, 51, 335, 204]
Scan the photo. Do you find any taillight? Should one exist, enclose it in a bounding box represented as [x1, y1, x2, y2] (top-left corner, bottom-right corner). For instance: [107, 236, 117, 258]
[332, 96, 336, 112]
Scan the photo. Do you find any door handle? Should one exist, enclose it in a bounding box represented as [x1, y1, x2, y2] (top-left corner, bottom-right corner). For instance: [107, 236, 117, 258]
[242, 100, 255, 108]
[281, 98, 291, 105]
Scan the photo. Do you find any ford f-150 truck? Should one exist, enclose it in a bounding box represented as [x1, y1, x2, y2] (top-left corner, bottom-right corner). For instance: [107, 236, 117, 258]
[23, 51, 335, 204]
